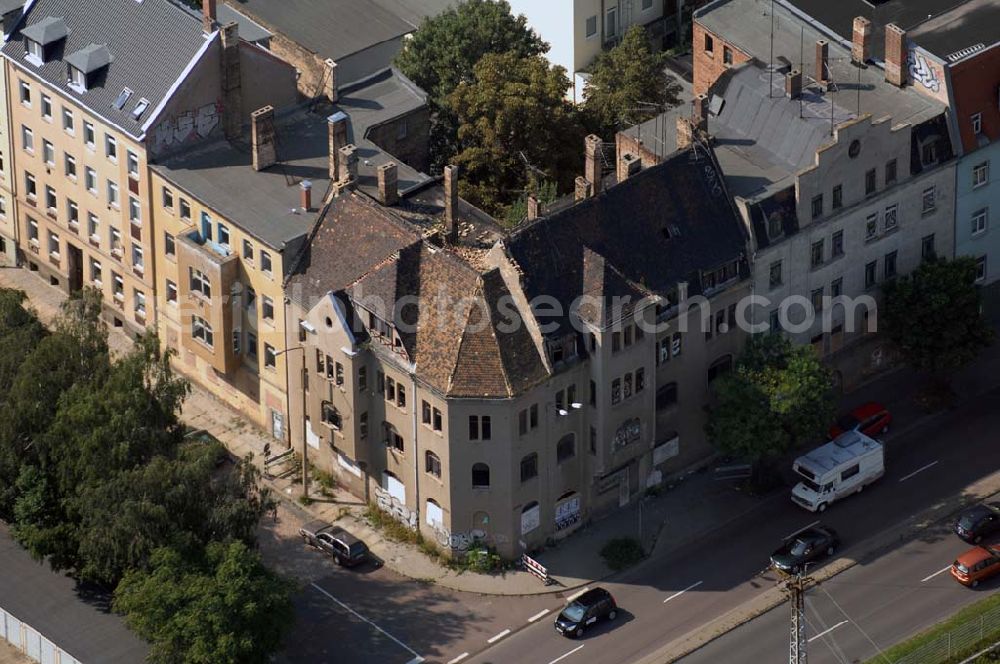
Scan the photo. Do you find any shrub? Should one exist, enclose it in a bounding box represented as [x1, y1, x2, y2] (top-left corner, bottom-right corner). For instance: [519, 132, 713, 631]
[600, 537, 645, 571]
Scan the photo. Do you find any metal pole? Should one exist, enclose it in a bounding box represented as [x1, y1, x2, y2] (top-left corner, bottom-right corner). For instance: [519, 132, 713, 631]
[769, 0, 775, 97]
[301, 351, 309, 500]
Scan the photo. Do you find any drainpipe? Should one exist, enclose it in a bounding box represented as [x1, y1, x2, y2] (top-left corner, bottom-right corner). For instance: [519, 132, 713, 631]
[411, 373, 420, 531]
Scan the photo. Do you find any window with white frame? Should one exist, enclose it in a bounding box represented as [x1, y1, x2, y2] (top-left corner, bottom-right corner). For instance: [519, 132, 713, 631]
[218, 223, 230, 247]
[242, 239, 254, 261]
[179, 198, 191, 220]
[42, 139, 53, 165]
[883, 204, 898, 232]
[90, 258, 101, 284]
[25, 38, 42, 64]
[67, 199, 79, 227]
[41, 94, 51, 120]
[128, 196, 141, 224]
[84, 122, 95, 149]
[24, 172, 36, 200]
[62, 108, 74, 134]
[112, 273, 123, 298]
[162, 187, 173, 210]
[975, 255, 987, 283]
[21, 125, 33, 152]
[192, 316, 213, 347]
[27, 217, 38, 243]
[0, 195, 6, 218]
[921, 186, 936, 213]
[110, 227, 122, 255]
[131, 244, 144, 272]
[262, 295, 274, 321]
[166, 279, 177, 304]
[973, 161, 989, 189]
[48, 231, 59, 256]
[972, 208, 988, 236]
[134, 289, 146, 316]
[105, 135, 117, 162]
[85, 167, 96, 193]
[18, 80, 30, 106]
[264, 343, 276, 369]
[865, 213, 878, 241]
[44, 186, 56, 212]
[127, 150, 138, 177]
[164, 232, 175, 257]
[64, 153, 76, 179]
[261, 250, 272, 274]
[87, 213, 99, 242]
[190, 267, 211, 297]
[68, 66, 86, 91]
[585, 15, 597, 38]
[971, 112, 982, 135]
[107, 180, 119, 207]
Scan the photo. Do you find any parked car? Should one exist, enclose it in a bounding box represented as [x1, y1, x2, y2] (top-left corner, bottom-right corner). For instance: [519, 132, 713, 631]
[951, 545, 1000, 587]
[954, 504, 1000, 544]
[554, 587, 618, 638]
[829, 402, 891, 439]
[770, 525, 839, 573]
[299, 519, 370, 567]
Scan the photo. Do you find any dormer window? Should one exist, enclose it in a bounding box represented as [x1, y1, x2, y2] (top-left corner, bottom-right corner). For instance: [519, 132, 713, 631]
[65, 43, 112, 94]
[68, 66, 85, 91]
[22, 17, 69, 67]
[25, 38, 42, 64]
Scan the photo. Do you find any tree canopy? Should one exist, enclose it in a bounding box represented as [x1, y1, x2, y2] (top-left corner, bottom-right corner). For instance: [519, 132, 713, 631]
[706, 334, 836, 465]
[583, 25, 682, 136]
[882, 256, 993, 376]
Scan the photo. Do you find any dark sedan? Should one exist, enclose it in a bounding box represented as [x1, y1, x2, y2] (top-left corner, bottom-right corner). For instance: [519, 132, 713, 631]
[770, 526, 839, 573]
[955, 504, 1000, 544]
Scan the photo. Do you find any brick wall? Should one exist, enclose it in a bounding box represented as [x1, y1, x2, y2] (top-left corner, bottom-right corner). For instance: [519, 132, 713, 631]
[365, 107, 432, 173]
[692, 22, 751, 95]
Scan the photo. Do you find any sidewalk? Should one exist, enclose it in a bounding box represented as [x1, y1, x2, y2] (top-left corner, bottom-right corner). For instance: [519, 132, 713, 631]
[5, 265, 1000, 598]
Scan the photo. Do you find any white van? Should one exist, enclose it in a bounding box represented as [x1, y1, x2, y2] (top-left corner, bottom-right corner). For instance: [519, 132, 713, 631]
[791, 431, 884, 512]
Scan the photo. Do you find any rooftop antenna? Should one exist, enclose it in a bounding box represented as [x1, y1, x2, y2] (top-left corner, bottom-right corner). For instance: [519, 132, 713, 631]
[799, 25, 804, 119]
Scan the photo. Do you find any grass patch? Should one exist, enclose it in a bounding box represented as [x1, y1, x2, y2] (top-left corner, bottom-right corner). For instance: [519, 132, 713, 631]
[364, 503, 421, 545]
[600, 537, 645, 571]
[447, 543, 512, 574]
[866, 592, 1000, 663]
[311, 467, 337, 498]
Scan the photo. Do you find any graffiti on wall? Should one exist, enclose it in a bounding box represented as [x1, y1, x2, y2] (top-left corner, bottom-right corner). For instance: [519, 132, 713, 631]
[152, 101, 222, 150]
[554, 495, 581, 531]
[908, 51, 941, 93]
[373, 485, 417, 530]
[433, 526, 509, 552]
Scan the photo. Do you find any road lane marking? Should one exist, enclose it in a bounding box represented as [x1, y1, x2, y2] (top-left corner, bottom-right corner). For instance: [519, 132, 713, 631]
[922, 565, 952, 582]
[548, 644, 585, 664]
[808, 620, 848, 642]
[565, 587, 590, 603]
[528, 608, 551, 622]
[310, 583, 423, 661]
[899, 461, 939, 482]
[446, 654, 469, 664]
[663, 580, 704, 603]
[487, 629, 511, 644]
[785, 521, 821, 540]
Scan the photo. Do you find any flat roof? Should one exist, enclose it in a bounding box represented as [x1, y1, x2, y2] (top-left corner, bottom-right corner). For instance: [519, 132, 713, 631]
[216, 3, 273, 44]
[908, 0, 1000, 61]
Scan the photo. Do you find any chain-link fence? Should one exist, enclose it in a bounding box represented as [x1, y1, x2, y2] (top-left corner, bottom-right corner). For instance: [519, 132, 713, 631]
[891, 603, 1000, 664]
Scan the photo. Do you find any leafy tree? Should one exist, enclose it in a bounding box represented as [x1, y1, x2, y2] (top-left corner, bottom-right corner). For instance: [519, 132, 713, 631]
[583, 26, 682, 136]
[0, 289, 46, 392]
[395, 0, 548, 168]
[882, 257, 993, 378]
[114, 542, 295, 664]
[448, 52, 585, 217]
[706, 334, 835, 466]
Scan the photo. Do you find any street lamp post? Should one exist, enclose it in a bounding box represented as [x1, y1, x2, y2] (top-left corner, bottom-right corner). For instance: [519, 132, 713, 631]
[276, 346, 308, 500]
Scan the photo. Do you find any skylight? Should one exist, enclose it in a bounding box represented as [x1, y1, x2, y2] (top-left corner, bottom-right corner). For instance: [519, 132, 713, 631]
[131, 98, 149, 120]
[112, 88, 132, 110]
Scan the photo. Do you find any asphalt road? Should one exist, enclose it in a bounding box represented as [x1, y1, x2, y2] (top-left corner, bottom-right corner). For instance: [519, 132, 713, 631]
[462, 388, 1000, 664]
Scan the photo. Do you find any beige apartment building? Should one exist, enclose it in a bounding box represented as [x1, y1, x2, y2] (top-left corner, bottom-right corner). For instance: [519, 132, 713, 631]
[284, 138, 749, 558]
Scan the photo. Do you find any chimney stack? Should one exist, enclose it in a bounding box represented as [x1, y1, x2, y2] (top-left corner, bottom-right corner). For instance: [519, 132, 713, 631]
[884, 24, 907, 87]
[324, 59, 338, 103]
[692, 93, 709, 132]
[444, 165, 459, 240]
[250, 106, 276, 171]
[327, 112, 348, 181]
[338, 144, 358, 185]
[676, 115, 694, 150]
[202, 0, 217, 33]
[585, 134, 603, 195]
[617, 153, 642, 182]
[815, 39, 830, 86]
[785, 69, 802, 99]
[377, 162, 398, 206]
[220, 23, 242, 141]
[300, 180, 313, 211]
[574, 176, 592, 201]
[852, 16, 872, 65]
[526, 194, 540, 221]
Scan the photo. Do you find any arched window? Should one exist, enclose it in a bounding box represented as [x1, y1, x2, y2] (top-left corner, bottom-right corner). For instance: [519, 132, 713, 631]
[556, 433, 576, 463]
[425, 451, 441, 478]
[521, 500, 540, 535]
[472, 462, 490, 488]
[425, 498, 443, 527]
[520, 453, 538, 482]
[708, 354, 733, 383]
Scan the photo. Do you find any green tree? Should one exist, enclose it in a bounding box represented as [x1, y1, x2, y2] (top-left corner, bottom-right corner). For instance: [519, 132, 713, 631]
[394, 0, 548, 168]
[448, 52, 585, 217]
[706, 334, 835, 467]
[882, 257, 993, 379]
[114, 542, 295, 664]
[583, 25, 682, 136]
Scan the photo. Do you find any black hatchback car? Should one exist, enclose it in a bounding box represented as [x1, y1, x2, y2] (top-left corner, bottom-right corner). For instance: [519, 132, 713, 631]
[955, 504, 1000, 544]
[770, 525, 839, 573]
[299, 519, 370, 567]
[554, 587, 617, 638]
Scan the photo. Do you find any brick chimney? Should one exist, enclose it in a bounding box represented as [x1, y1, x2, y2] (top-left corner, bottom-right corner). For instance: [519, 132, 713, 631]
[585, 134, 603, 195]
[884, 24, 907, 87]
[574, 176, 592, 201]
[377, 162, 398, 206]
[300, 180, 312, 211]
[220, 23, 242, 141]
[617, 153, 642, 182]
[676, 115, 693, 150]
[785, 69, 802, 99]
[852, 16, 872, 65]
[250, 106, 276, 171]
[526, 194, 540, 221]
[202, 0, 217, 33]
[692, 93, 709, 132]
[338, 144, 358, 185]
[327, 112, 348, 181]
[324, 59, 338, 103]
[815, 39, 830, 85]
[444, 165, 459, 240]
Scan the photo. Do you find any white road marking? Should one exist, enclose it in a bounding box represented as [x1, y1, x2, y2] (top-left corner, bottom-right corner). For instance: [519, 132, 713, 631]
[565, 587, 590, 603]
[808, 620, 849, 642]
[785, 521, 821, 540]
[446, 653, 469, 664]
[921, 565, 952, 582]
[528, 608, 551, 622]
[487, 629, 511, 644]
[663, 580, 704, 603]
[310, 583, 423, 661]
[898, 460, 939, 483]
[548, 644, 586, 664]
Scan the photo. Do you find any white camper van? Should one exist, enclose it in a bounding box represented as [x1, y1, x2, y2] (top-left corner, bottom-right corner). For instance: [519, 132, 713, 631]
[791, 431, 884, 512]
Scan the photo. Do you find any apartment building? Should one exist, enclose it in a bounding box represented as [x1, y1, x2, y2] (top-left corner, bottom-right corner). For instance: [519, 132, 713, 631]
[0, 0, 293, 335]
[283, 139, 749, 557]
[692, 0, 957, 388]
[0, 42, 15, 267]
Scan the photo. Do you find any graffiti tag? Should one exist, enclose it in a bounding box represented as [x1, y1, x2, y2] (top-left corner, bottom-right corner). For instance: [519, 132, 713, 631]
[908, 52, 940, 92]
[373, 486, 417, 530]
